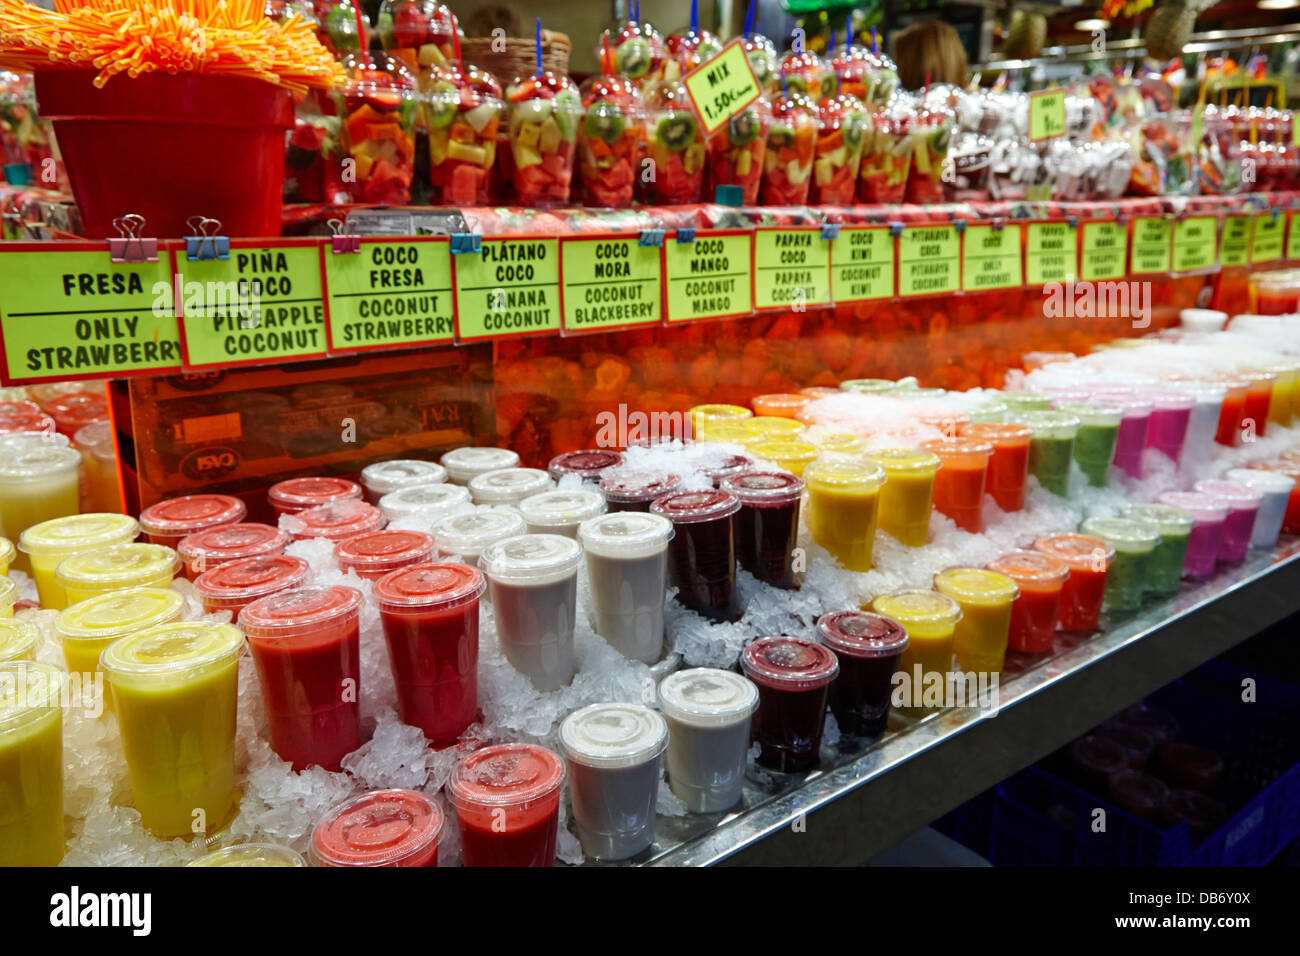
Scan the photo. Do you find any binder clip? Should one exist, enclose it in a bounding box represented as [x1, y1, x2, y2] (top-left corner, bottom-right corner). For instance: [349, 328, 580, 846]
[329, 218, 361, 254]
[954, 220, 967, 235]
[450, 232, 482, 254]
[820, 223, 841, 241]
[185, 216, 229, 261]
[888, 220, 905, 237]
[989, 218, 1006, 233]
[676, 228, 696, 244]
[108, 214, 157, 263]
[638, 229, 665, 247]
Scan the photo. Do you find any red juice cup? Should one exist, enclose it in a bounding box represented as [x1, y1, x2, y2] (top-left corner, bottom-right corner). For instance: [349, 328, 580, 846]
[46, 391, 108, 438]
[1241, 370, 1276, 438]
[448, 743, 565, 867]
[1192, 479, 1263, 563]
[374, 562, 484, 743]
[547, 449, 624, 484]
[920, 437, 993, 533]
[281, 499, 385, 542]
[817, 610, 908, 738]
[138, 494, 246, 547]
[359, 459, 447, 504]
[1032, 533, 1114, 631]
[268, 476, 363, 517]
[1212, 374, 1251, 446]
[577, 74, 645, 208]
[439, 446, 520, 485]
[178, 523, 290, 579]
[1156, 491, 1227, 578]
[238, 585, 364, 772]
[741, 637, 838, 773]
[599, 472, 681, 513]
[720, 472, 803, 590]
[706, 97, 770, 206]
[335, 528, 436, 580]
[194, 554, 310, 618]
[651, 490, 743, 622]
[1090, 390, 1152, 478]
[506, 72, 583, 208]
[312, 789, 444, 867]
[961, 422, 1031, 513]
[985, 550, 1070, 654]
[760, 91, 820, 206]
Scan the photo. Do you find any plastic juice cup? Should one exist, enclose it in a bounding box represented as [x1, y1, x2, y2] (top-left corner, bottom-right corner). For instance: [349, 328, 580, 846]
[379, 483, 472, 522]
[985, 551, 1069, 654]
[1265, 361, 1300, 425]
[559, 702, 668, 861]
[427, 72, 504, 206]
[268, 476, 363, 516]
[518, 489, 606, 537]
[865, 448, 941, 546]
[138, 494, 246, 547]
[578, 512, 673, 664]
[1078, 518, 1160, 613]
[1224, 468, 1296, 548]
[1032, 533, 1114, 631]
[55, 544, 181, 605]
[1140, 392, 1195, 463]
[0, 618, 37, 662]
[433, 507, 526, 564]
[1241, 370, 1276, 438]
[193, 554, 309, 619]
[1053, 402, 1120, 487]
[870, 589, 961, 716]
[1017, 410, 1080, 497]
[359, 459, 447, 504]
[0, 662, 66, 864]
[281, 499, 385, 542]
[1212, 375, 1251, 447]
[752, 393, 812, 419]
[817, 610, 908, 737]
[920, 437, 992, 533]
[1000, 391, 1054, 413]
[599, 472, 681, 513]
[448, 743, 565, 867]
[335, 528, 436, 580]
[933, 568, 1019, 674]
[839, 378, 896, 394]
[1122, 503, 1194, 597]
[0, 536, 12, 576]
[803, 458, 886, 571]
[701, 454, 755, 488]
[312, 789, 444, 867]
[1192, 479, 1264, 563]
[480, 534, 583, 690]
[695, 420, 759, 445]
[101, 622, 243, 837]
[805, 431, 868, 457]
[189, 843, 307, 867]
[742, 417, 807, 445]
[468, 467, 553, 507]
[74, 421, 122, 513]
[1252, 461, 1300, 533]
[0, 444, 81, 571]
[705, 96, 770, 205]
[740, 637, 838, 773]
[547, 449, 624, 483]
[439, 446, 521, 485]
[374, 562, 484, 744]
[1165, 382, 1225, 466]
[689, 404, 752, 435]
[721, 472, 803, 590]
[650, 491, 744, 623]
[746, 439, 818, 477]
[177, 522, 290, 579]
[1154, 492, 1227, 579]
[657, 667, 758, 812]
[0, 576, 12, 618]
[239, 586, 363, 772]
[960, 422, 1030, 513]
[967, 400, 1008, 425]
[18, 513, 139, 609]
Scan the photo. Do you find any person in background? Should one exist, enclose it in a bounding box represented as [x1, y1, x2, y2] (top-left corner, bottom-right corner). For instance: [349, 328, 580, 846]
[891, 19, 969, 91]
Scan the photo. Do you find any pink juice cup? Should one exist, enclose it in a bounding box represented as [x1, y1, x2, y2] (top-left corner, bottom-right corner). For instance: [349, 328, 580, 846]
[194, 553, 309, 618]
[1192, 480, 1264, 563]
[1091, 389, 1152, 478]
[1141, 391, 1194, 464]
[1156, 492, 1228, 578]
[138, 494, 246, 547]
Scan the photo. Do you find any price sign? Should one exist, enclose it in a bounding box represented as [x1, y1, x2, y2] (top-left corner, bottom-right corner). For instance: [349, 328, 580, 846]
[753, 228, 831, 310]
[323, 237, 454, 352]
[830, 227, 894, 302]
[0, 243, 181, 385]
[961, 224, 1022, 291]
[559, 235, 663, 332]
[1289, 211, 1300, 261]
[1030, 89, 1066, 142]
[1079, 221, 1127, 282]
[1251, 213, 1284, 264]
[1220, 215, 1253, 267]
[1130, 217, 1172, 275]
[898, 224, 960, 297]
[1172, 217, 1218, 273]
[664, 231, 753, 323]
[1025, 222, 1077, 285]
[683, 40, 763, 135]
[452, 238, 561, 341]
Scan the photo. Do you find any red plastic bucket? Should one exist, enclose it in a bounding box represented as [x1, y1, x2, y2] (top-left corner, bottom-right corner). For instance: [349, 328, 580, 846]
[34, 71, 293, 239]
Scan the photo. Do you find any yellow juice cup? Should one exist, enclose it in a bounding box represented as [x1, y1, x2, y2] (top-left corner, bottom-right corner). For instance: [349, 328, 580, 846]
[689, 403, 752, 438]
[865, 448, 942, 547]
[100, 621, 243, 838]
[55, 544, 181, 605]
[803, 458, 887, 571]
[934, 567, 1020, 674]
[74, 421, 124, 513]
[19, 513, 140, 610]
[0, 445, 82, 573]
[0, 618, 38, 662]
[1265, 362, 1300, 426]
[748, 439, 819, 476]
[187, 843, 308, 867]
[804, 430, 868, 457]
[56, 588, 185, 712]
[0, 576, 14, 617]
[0, 661, 67, 865]
[871, 589, 962, 716]
[0, 536, 13, 576]
[742, 417, 806, 445]
[695, 419, 759, 445]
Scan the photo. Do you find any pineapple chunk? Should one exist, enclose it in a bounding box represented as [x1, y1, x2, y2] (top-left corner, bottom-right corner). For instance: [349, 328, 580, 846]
[418, 44, 447, 68]
[683, 142, 706, 174]
[736, 149, 752, 177]
[513, 144, 543, 168]
[447, 141, 489, 166]
[538, 118, 562, 155]
[786, 160, 811, 185]
[428, 130, 449, 166]
[515, 122, 541, 150]
[814, 157, 834, 187]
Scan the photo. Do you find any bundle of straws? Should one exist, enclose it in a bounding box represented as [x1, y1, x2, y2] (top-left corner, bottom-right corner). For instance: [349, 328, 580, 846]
[0, 0, 346, 90]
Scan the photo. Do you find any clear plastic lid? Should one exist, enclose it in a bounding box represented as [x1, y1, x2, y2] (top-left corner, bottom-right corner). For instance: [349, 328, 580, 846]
[559, 702, 669, 770]
[374, 562, 485, 611]
[817, 610, 909, 659]
[518, 490, 606, 530]
[752, 393, 812, 417]
[194, 554, 310, 605]
[0, 536, 12, 568]
[19, 513, 139, 557]
[999, 391, 1055, 411]
[805, 431, 867, 456]
[865, 447, 943, 474]
[747, 439, 818, 468]
[281, 500, 385, 541]
[1053, 401, 1122, 427]
[56, 587, 185, 642]
[478, 534, 582, 586]
[0, 430, 69, 451]
[689, 403, 753, 426]
[238, 585, 362, 639]
[960, 422, 1032, 445]
[447, 743, 566, 810]
[138, 494, 246, 537]
[1078, 517, 1161, 554]
[1122, 503, 1196, 537]
[650, 489, 741, 524]
[985, 550, 1070, 586]
[1015, 410, 1082, 439]
[721, 471, 805, 505]
[434, 508, 527, 559]
[0, 618, 38, 662]
[0, 444, 81, 479]
[267, 477, 363, 512]
[178, 523, 290, 566]
[871, 589, 963, 627]
[741, 636, 839, 691]
[335, 529, 436, 574]
[701, 454, 755, 483]
[1088, 390, 1153, 417]
[312, 789, 444, 867]
[55, 543, 180, 589]
[840, 378, 897, 394]
[918, 437, 994, 460]
[802, 457, 887, 491]
[547, 449, 624, 482]
[1139, 391, 1195, 412]
[1032, 532, 1116, 570]
[577, 512, 673, 559]
[188, 844, 308, 867]
[379, 483, 471, 521]
[440, 447, 521, 483]
[1192, 479, 1265, 510]
[934, 567, 1020, 606]
[695, 420, 759, 445]
[658, 667, 759, 728]
[743, 418, 806, 443]
[99, 622, 243, 681]
[360, 459, 448, 496]
[1223, 467, 1297, 495]
[468, 468, 553, 504]
[599, 472, 681, 504]
[0, 662, 66, 731]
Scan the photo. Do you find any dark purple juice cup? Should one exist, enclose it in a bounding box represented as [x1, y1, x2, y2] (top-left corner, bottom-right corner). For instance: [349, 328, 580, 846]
[599, 472, 682, 513]
[816, 610, 908, 738]
[721, 472, 804, 590]
[547, 449, 625, 483]
[651, 490, 743, 622]
[701, 454, 755, 488]
[740, 637, 839, 773]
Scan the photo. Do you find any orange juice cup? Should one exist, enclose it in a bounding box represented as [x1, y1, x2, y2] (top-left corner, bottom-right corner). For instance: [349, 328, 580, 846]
[960, 422, 1030, 514]
[752, 393, 812, 419]
[985, 551, 1070, 654]
[920, 437, 993, 533]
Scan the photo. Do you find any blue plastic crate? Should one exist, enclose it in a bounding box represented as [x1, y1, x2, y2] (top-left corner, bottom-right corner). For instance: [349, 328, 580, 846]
[932, 785, 998, 859]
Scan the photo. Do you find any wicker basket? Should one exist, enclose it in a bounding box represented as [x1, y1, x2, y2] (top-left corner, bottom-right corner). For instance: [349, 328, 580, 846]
[461, 31, 571, 89]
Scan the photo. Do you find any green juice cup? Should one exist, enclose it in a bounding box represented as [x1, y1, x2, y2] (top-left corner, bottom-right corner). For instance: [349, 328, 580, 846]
[1018, 410, 1081, 498]
[1121, 504, 1194, 597]
[1055, 402, 1121, 488]
[1000, 391, 1054, 415]
[1078, 517, 1160, 613]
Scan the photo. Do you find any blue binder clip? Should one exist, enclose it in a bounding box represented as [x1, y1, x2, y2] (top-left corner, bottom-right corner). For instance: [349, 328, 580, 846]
[185, 216, 229, 261]
[888, 220, 905, 237]
[676, 228, 696, 243]
[108, 214, 157, 263]
[820, 223, 841, 241]
[329, 218, 361, 254]
[954, 220, 967, 234]
[450, 232, 482, 254]
[639, 229, 665, 247]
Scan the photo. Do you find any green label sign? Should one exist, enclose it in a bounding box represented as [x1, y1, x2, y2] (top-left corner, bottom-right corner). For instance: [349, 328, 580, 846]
[0, 248, 181, 383]
[1220, 215, 1252, 267]
[560, 237, 662, 331]
[898, 224, 960, 297]
[1130, 217, 1172, 275]
[664, 233, 753, 322]
[1025, 223, 1077, 285]
[1172, 217, 1217, 272]
[1030, 89, 1066, 141]
[1252, 214, 1284, 264]
[683, 39, 763, 135]
[753, 230, 831, 309]
[324, 239, 454, 351]
[1079, 221, 1127, 282]
[453, 238, 560, 341]
[1289, 211, 1300, 261]
[175, 244, 326, 368]
[961, 224, 1022, 291]
[830, 227, 894, 302]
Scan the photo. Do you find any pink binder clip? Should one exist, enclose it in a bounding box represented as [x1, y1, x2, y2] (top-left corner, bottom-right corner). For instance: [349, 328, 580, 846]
[108, 214, 157, 263]
[329, 218, 361, 254]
